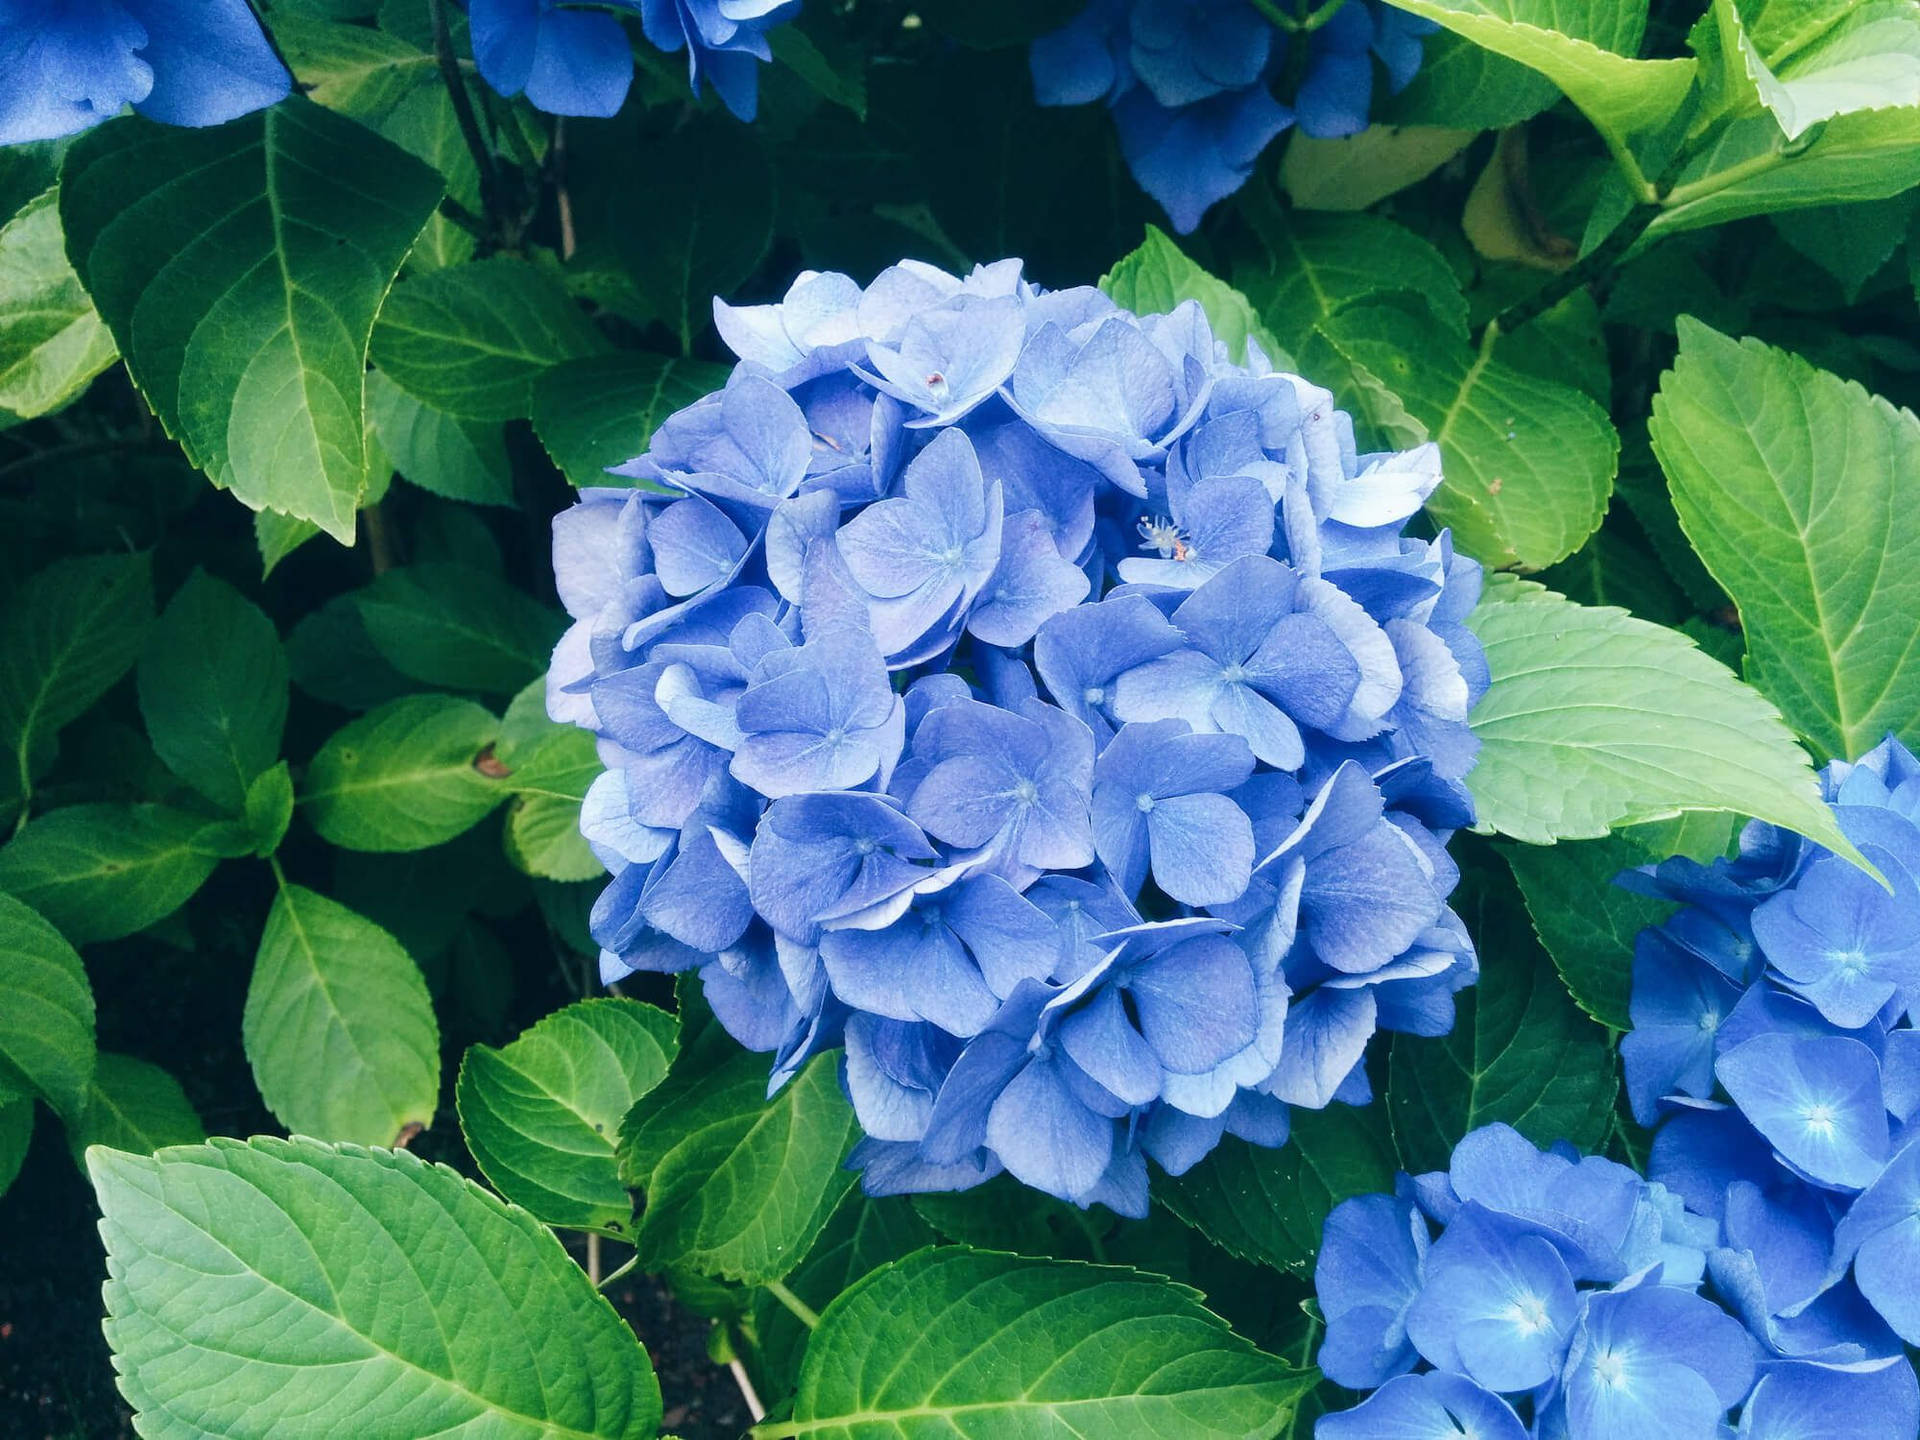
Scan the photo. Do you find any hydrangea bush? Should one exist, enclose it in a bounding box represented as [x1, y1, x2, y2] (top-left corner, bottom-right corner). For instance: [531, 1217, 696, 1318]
[4, 0, 1920, 1437]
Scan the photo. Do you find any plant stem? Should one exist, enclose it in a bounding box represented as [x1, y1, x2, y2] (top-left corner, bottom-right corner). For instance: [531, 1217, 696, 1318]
[1488, 199, 1662, 336]
[731, 1358, 767, 1422]
[586, 1231, 601, 1286]
[427, 0, 503, 244]
[764, 1279, 821, 1330]
[596, 1252, 640, 1291]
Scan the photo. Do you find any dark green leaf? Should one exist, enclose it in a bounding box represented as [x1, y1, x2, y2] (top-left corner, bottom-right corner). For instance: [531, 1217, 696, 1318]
[355, 562, 563, 695]
[0, 891, 95, 1124]
[244, 762, 295, 857]
[0, 1097, 29, 1198]
[66, 1052, 205, 1166]
[0, 804, 221, 945]
[531, 352, 729, 487]
[367, 370, 515, 506]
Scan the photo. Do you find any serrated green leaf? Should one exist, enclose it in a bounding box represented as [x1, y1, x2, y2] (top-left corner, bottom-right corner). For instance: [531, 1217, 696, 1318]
[532, 352, 730, 487]
[457, 998, 678, 1236]
[89, 1135, 660, 1439]
[356, 562, 563, 694]
[302, 693, 508, 852]
[270, 12, 439, 119]
[618, 1048, 858, 1285]
[244, 761, 295, 857]
[61, 102, 444, 541]
[1160, 1103, 1399, 1280]
[0, 552, 153, 812]
[368, 370, 515, 506]
[1699, 0, 1920, 142]
[1100, 225, 1283, 366]
[243, 883, 439, 1146]
[0, 188, 116, 421]
[770, 25, 868, 118]
[0, 891, 94, 1124]
[1320, 302, 1616, 570]
[137, 571, 288, 812]
[0, 1097, 29, 1198]
[372, 256, 609, 421]
[1465, 575, 1860, 862]
[1388, 864, 1616, 1172]
[1768, 193, 1917, 301]
[67, 1052, 205, 1167]
[1651, 319, 1920, 763]
[775, 1247, 1313, 1439]
[0, 803, 222, 945]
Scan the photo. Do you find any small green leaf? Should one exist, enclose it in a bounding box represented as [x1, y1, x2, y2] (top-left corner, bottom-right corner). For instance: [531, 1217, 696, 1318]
[0, 891, 95, 1124]
[61, 101, 444, 541]
[137, 571, 288, 812]
[505, 794, 602, 882]
[456, 997, 678, 1236]
[286, 592, 417, 713]
[243, 762, 295, 857]
[1100, 225, 1283, 366]
[1160, 1103, 1399, 1280]
[0, 804, 222, 945]
[371, 256, 609, 421]
[1651, 319, 1920, 763]
[618, 1048, 858, 1285]
[0, 189, 116, 421]
[367, 370, 515, 506]
[356, 562, 564, 695]
[243, 883, 439, 1146]
[66, 1052, 205, 1167]
[1388, 864, 1617, 1172]
[302, 693, 508, 852]
[780, 1247, 1314, 1438]
[1769, 194, 1917, 302]
[89, 1136, 661, 1439]
[1465, 575, 1860, 862]
[532, 352, 730, 487]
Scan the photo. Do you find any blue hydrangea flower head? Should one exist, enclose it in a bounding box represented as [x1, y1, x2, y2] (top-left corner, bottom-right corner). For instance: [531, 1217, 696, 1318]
[549, 254, 1486, 1213]
[0, 0, 291, 145]
[1031, 0, 1437, 231]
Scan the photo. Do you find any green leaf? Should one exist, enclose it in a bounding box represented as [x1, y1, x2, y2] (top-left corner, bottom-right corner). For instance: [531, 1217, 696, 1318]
[302, 693, 509, 852]
[1700, 0, 1920, 143]
[0, 1097, 29, 1198]
[618, 1048, 858, 1285]
[769, 25, 867, 118]
[1280, 125, 1477, 211]
[1465, 575, 1861, 861]
[1379, 0, 1695, 158]
[1650, 319, 1920, 763]
[1388, 863, 1617, 1172]
[1505, 813, 1735, 1029]
[367, 370, 515, 506]
[66, 1052, 205, 1166]
[356, 562, 563, 694]
[243, 883, 439, 1146]
[0, 552, 153, 811]
[244, 761, 295, 857]
[0, 804, 222, 946]
[89, 1136, 660, 1439]
[505, 794, 602, 882]
[1099, 225, 1283, 366]
[61, 101, 444, 542]
[0, 188, 116, 421]
[1320, 302, 1616, 570]
[1160, 1103, 1399, 1280]
[0, 891, 94, 1124]
[1378, 30, 1562, 129]
[531, 352, 730, 487]
[269, 12, 438, 120]
[1236, 204, 1468, 350]
[1770, 194, 1917, 302]
[137, 571, 288, 812]
[286, 592, 417, 712]
[774, 1247, 1313, 1439]
[456, 998, 678, 1236]
[371, 256, 609, 421]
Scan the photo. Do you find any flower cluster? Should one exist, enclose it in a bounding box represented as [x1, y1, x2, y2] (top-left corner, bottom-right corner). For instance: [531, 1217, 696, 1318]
[471, 0, 799, 121]
[1314, 1123, 1920, 1439]
[1624, 734, 1920, 1370]
[1030, 0, 1436, 233]
[0, 0, 290, 147]
[548, 256, 1485, 1213]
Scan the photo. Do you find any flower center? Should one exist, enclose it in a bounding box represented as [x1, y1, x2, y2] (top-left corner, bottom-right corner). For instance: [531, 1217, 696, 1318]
[1220, 663, 1248, 683]
[1591, 1350, 1627, 1389]
[1506, 1292, 1552, 1335]
[1135, 793, 1156, 813]
[1013, 779, 1039, 806]
[1696, 1010, 1719, 1031]
[1803, 1101, 1837, 1133]
[1083, 685, 1106, 706]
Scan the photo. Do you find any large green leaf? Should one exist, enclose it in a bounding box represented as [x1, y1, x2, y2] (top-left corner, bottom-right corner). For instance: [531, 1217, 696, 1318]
[0, 803, 222, 945]
[368, 370, 515, 506]
[1100, 226, 1282, 366]
[1379, 30, 1562, 128]
[66, 1052, 205, 1166]
[302, 693, 509, 852]
[243, 883, 439, 1146]
[1388, 865, 1616, 1172]
[1236, 205, 1467, 351]
[618, 1048, 858, 1285]
[0, 891, 94, 1124]
[89, 1136, 660, 1439]
[371, 257, 609, 421]
[532, 352, 730, 487]
[0, 552, 153, 816]
[1465, 576, 1858, 860]
[1320, 302, 1616, 570]
[767, 1247, 1312, 1440]
[1699, 0, 1920, 142]
[137, 571, 288, 812]
[61, 101, 444, 541]
[1160, 1103, 1399, 1280]
[457, 998, 678, 1237]
[356, 562, 563, 694]
[0, 188, 116, 421]
[1650, 320, 1920, 762]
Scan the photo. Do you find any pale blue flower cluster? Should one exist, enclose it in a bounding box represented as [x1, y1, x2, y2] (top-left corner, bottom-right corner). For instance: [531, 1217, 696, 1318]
[548, 257, 1485, 1212]
[1624, 735, 1920, 1380]
[1031, 0, 1436, 232]
[1315, 1123, 1920, 1440]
